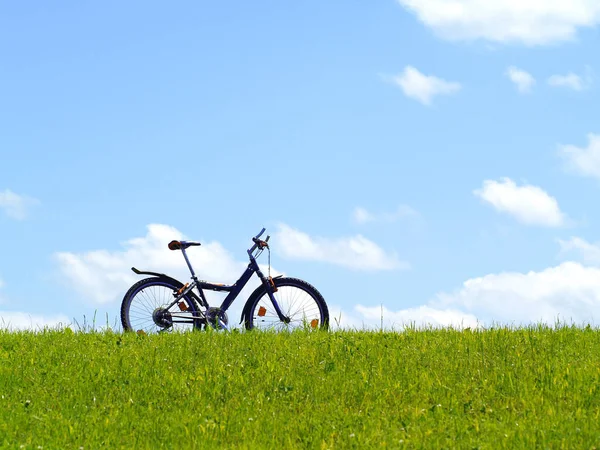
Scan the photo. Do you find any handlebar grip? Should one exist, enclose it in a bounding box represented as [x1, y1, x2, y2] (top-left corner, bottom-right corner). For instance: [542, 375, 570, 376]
[265, 235, 270, 243]
[255, 228, 266, 239]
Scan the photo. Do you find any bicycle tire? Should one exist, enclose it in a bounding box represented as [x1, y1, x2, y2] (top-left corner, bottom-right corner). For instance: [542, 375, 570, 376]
[243, 277, 329, 331]
[120, 277, 203, 333]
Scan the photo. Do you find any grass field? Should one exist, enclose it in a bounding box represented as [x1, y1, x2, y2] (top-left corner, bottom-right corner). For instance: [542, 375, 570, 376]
[1, 325, 600, 449]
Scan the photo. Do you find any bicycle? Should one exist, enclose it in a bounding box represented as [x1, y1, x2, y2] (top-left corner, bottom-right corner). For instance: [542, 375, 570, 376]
[120, 228, 329, 334]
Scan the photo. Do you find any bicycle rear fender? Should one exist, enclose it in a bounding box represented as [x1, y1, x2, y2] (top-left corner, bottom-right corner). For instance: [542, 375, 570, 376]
[131, 266, 209, 305]
[130, 267, 187, 290]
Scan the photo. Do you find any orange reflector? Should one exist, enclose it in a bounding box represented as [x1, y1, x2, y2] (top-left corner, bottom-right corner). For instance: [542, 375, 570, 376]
[178, 301, 189, 311]
[136, 330, 146, 336]
[258, 306, 267, 317]
[310, 319, 318, 329]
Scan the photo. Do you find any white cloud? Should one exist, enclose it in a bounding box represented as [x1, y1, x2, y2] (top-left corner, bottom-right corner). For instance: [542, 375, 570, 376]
[353, 205, 419, 224]
[433, 262, 600, 326]
[391, 66, 461, 105]
[348, 305, 479, 330]
[275, 223, 409, 271]
[339, 259, 600, 329]
[474, 178, 565, 227]
[396, 0, 600, 45]
[0, 189, 39, 220]
[0, 277, 69, 330]
[353, 208, 373, 225]
[0, 311, 70, 331]
[559, 133, 600, 179]
[558, 237, 600, 265]
[548, 71, 592, 91]
[548, 73, 584, 90]
[506, 66, 536, 93]
[54, 224, 275, 310]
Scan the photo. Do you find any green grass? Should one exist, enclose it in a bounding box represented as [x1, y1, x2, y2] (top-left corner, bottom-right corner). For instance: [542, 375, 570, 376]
[1, 325, 600, 449]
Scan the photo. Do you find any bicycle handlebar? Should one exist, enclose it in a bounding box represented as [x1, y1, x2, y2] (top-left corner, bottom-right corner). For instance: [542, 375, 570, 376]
[248, 228, 268, 254]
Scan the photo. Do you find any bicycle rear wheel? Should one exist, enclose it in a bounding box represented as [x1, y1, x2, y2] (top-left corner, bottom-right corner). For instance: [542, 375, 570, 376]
[243, 277, 329, 331]
[120, 277, 203, 333]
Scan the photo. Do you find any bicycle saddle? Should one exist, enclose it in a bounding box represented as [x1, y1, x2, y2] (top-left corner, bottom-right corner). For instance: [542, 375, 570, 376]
[168, 240, 201, 251]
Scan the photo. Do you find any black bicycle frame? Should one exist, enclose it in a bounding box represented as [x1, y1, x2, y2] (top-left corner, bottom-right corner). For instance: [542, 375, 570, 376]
[156, 229, 288, 324]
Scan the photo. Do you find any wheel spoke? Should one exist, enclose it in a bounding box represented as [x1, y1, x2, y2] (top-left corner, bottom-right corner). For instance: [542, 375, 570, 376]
[122, 280, 201, 334]
[249, 280, 327, 332]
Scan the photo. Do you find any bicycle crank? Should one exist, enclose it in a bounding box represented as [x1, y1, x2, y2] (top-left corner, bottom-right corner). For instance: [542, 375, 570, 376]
[206, 307, 229, 330]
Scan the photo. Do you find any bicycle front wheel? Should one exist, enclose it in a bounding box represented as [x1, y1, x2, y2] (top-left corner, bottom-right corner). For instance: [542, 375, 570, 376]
[120, 277, 203, 334]
[243, 277, 329, 331]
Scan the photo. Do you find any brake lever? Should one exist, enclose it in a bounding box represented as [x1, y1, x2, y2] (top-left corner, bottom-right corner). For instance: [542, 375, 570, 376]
[255, 238, 269, 249]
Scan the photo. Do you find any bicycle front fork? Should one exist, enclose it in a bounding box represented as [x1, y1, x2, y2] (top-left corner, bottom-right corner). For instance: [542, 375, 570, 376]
[261, 274, 290, 324]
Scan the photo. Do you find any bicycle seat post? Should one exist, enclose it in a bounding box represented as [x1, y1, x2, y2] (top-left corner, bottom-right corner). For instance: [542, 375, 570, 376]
[181, 248, 197, 279]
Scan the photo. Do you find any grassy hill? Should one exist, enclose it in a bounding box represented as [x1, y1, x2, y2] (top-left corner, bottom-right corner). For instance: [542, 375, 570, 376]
[1, 325, 599, 449]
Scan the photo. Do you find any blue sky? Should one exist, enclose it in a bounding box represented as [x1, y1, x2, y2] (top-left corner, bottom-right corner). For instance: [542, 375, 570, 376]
[2, 1, 600, 330]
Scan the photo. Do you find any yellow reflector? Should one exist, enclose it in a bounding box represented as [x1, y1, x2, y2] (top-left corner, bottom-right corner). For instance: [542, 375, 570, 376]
[310, 319, 318, 328]
[258, 306, 267, 317]
[178, 301, 189, 311]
